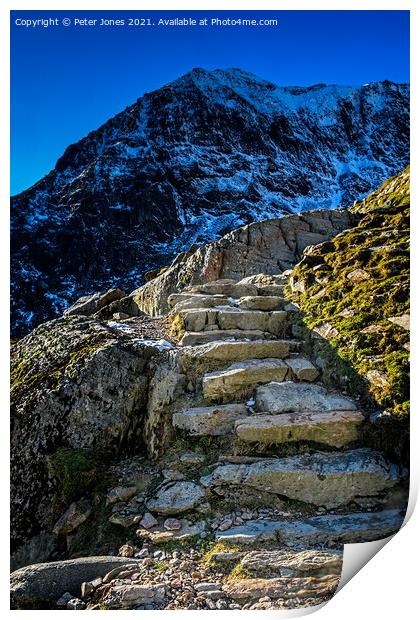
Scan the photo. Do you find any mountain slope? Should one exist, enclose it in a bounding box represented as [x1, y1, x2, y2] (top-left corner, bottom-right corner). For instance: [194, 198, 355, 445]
[289, 167, 409, 419]
[11, 68, 409, 335]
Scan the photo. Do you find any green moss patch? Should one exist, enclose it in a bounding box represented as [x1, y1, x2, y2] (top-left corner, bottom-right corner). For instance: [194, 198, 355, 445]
[289, 167, 409, 418]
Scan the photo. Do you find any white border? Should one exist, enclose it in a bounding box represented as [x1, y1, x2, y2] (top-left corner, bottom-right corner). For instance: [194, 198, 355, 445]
[1, 2, 417, 618]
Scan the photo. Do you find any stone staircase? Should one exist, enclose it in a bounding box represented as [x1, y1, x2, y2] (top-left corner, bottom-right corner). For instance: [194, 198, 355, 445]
[135, 275, 406, 608]
[21, 276, 405, 610]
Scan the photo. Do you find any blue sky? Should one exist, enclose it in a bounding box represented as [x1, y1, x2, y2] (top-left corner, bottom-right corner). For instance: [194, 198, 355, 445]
[11, 10, 409, 194]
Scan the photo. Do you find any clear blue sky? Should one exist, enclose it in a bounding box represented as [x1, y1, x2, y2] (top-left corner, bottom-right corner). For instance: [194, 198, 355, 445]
[11, 10, 409, 195]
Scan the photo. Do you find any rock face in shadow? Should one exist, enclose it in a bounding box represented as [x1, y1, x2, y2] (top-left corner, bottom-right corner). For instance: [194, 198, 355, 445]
[11, 69, 409, 336]
[130, 208, 355, 316]
[10, 556, 133, 608]
[10, 316, 154, 551]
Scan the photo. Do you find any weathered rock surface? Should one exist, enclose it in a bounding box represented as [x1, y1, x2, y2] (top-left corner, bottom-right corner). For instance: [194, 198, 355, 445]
[239, 296, 285, 311]
[178, 339, 290, 375]
[203, 359, 289, 402]
[103, 583, 166, 609]
[240, 549, 342, 577]
[10, 316, 153, 549]
[144, 364, 186, 458]
[146, 481, 206, 515]
[53, 499, 92, 536]
[255, 381, 357, 413]
[136, 519, 205, 543]
[179, 329, 270, 346]
[234, 410, 364, 448]
[223, 575, 339, 605]
[215, 509, 405, 545]
[132, 209, 354, 318]
[63, 288, 126, 317]
[11, 557, 135, 607]
[201, 449, 402, 508]
[173, 403, 249, 436]
[285, 358, 319, 381]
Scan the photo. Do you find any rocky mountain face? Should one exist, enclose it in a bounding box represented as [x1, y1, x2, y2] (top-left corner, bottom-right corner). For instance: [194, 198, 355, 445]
[11, 68, 409, 336]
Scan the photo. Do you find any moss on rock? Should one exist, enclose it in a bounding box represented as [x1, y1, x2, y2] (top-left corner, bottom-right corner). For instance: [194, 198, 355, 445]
[289, 167, 410, 418]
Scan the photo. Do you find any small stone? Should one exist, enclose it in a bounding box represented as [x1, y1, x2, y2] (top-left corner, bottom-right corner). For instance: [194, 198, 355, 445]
[164, 518, 182, 531]
[388, 314, 410, 331]
[53, 499, 92, 536]
[153, 550, 166, 560]
[218, 519, 233, 531]
[139, 512, 158, 529]
[119, 543, 136, 558]
[347, 268, 370, 282]
[106, 485, 138, 506]
[135, 547, 149, 559]
[66, 598, 86, 610]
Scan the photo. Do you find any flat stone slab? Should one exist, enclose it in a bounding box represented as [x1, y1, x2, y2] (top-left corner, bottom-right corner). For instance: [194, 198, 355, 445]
[216, 309, 274, 332]
[239, 296, 286, 311]
[136, 519, 205, 543]
[234, 410, 364, 448]
[146, 481, 206, 515]
[187, 280, 258, 297]
[201, 449, 402, 509]
[222, 575, 339, 604]
[203, 359, 289, 402]
[255, 381, 357, 414]
[173, 403, 249, 436]
[178, 339, 290, 374]
[215, 509, 405, 545]
[168, 293, 233, 310]
[285, 357, 319, 381]
[11, 557, 136, 606]
[240, 549, 343, 577]
[180, 330, 269, 346]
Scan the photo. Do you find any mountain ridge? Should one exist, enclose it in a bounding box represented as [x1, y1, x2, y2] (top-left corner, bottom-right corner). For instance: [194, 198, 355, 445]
[11, 68, 409, 335]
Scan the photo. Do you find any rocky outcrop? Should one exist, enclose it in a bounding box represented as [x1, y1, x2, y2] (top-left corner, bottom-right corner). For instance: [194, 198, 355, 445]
[10, 315, 156, 550]
[130, 209, 354, 317]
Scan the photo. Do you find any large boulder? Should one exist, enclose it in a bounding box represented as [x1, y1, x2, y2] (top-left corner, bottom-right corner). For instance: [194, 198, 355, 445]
[10, 316, 155, 551]
[11, 556, 135, 608]
[64, 288, 125, 317]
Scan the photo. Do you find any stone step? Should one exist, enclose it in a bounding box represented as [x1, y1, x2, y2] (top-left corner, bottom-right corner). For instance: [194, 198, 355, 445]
[223, 575, 338, 607]
[200, 449, 403, 509]
[238, 296, 286, 311]
[215, 509, 405, 545]
[173, 403, 249, 436]
[179, 330, 273, 347]
[203, 359, 290, 402]
[255, 381, 357, 414]
[168, 292, 234, 310]
[187, 279, 259, 298]
[255, 284, 286, 297]
[178, 308, 289, 337]
[177, 339, 292, 375]
[234, 410, 364, 448]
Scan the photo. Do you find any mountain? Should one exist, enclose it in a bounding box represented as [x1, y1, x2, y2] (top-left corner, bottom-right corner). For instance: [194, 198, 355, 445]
[11, 68, 409, 336]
